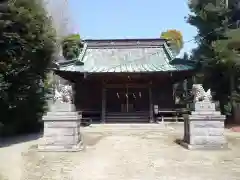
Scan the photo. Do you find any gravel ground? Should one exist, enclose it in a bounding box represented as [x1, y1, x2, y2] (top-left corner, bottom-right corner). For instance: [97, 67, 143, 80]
[1, 123, 240, 180]
[0, 134, 41, 180]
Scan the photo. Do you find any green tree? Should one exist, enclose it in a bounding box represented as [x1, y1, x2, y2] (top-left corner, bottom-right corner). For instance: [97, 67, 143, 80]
[0, 0, 56, 136]
[62, 33, 82, 60]
[187, 0, 240, 115]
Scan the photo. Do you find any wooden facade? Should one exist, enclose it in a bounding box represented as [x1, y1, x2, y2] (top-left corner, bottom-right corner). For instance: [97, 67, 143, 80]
[54, 71, 193, 122]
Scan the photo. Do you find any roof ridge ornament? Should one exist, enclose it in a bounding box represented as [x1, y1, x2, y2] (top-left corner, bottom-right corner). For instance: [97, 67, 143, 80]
[163, 42, 175, 61]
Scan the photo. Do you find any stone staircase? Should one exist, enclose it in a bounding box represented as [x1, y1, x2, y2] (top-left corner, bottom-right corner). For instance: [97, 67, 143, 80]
[106, 111, 150, 123]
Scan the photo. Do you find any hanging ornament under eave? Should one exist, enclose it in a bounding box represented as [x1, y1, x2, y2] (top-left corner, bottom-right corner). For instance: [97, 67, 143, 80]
[139, 92, 141, 98]
[175, 96, 180, 104]
[133, 93, 136, 99]
[116, 92, 120, 99]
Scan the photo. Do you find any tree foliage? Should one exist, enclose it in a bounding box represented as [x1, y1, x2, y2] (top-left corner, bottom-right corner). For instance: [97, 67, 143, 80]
[187, 0, 240, 115]
[0, 0, 56, 136]
[160, 29, 184, 55]
[61, 33, 82, 60]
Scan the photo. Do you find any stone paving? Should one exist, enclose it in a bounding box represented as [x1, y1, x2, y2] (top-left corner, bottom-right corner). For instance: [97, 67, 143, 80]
[1, 123, 240, 180]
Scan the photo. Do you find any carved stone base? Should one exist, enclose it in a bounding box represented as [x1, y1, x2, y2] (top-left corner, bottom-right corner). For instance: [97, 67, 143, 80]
[49, 101, 76, 112]
[194, 101, 216, 111]
[180, 101, 228, 150]
[38, 102, 83, 152]
[177, 139, 228, 150]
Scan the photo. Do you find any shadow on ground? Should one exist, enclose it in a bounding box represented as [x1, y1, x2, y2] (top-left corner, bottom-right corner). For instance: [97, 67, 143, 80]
[0, 133, 42, 148]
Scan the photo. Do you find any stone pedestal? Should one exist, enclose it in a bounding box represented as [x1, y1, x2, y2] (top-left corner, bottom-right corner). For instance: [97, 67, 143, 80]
[234, 103, 240, 124]
[179, 101, 227, 150]
[38, 101, 83, 152]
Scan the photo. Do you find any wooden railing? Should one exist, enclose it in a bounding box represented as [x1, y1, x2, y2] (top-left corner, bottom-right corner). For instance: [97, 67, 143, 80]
[155, 108, 190, 123]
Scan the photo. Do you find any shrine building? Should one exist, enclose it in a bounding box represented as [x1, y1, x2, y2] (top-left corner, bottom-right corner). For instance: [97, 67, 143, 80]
[53, 38, 196, 123]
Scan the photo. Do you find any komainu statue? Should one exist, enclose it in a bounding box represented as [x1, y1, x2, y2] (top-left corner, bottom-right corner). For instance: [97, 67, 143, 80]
[54, 84, 73, 103]
[192, 84, 212, 102]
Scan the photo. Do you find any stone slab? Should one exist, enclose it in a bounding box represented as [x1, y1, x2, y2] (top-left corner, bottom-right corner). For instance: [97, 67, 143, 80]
[50, 102, 76, 112]
[44, 127, 80, 136]
[188, 128, 224, 136]
[38, 141, 84, 152]
[188, 116, 225, 121]
[44, 121, 80, 128]
[189, 135, 226, 145]
[189, 121, 224, 128]
[191, 111, 221, 115]
[42, 136, 81, 145]
[46, 111, 80, 116]
[177, 139, 228, 150]
[194, 102, 216, 111]
[43, 115, 80, 121]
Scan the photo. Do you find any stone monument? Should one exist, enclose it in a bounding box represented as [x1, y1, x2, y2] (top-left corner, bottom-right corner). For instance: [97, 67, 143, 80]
[179, 84, 227, 150]
[38, 83, 83, 152]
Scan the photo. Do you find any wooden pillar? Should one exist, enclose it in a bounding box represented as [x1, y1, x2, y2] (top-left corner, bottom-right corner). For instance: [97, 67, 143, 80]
[101, 84, 106, 123]
[149, 82, 154, 123]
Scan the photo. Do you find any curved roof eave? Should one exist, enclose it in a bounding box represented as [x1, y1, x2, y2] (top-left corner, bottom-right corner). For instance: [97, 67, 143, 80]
[55, 38, 196, 73]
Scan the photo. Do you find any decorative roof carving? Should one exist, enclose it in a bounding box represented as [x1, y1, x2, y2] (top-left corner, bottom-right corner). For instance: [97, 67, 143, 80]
[82, 38, 167, 49]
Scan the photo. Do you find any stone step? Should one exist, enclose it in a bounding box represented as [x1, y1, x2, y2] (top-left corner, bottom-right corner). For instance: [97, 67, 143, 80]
[106, 120, 149, 123]
[107, 112, 149, 115]
[106, 117, 149, 122]
[106, 111, 150, 123]
[82, 124, 166, 130]
[106, 116, 149, 119]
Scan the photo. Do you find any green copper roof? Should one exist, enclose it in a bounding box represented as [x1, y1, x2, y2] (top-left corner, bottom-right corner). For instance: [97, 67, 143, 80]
[57, 39, 195, 73]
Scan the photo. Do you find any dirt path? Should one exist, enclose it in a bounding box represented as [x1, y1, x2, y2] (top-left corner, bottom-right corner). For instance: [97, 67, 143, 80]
[0, 134, 40, 180]
[1, 124, 240, 180]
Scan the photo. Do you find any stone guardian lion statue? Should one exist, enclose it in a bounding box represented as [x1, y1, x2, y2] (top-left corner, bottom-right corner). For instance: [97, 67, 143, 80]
[192, 84, 212, 102]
